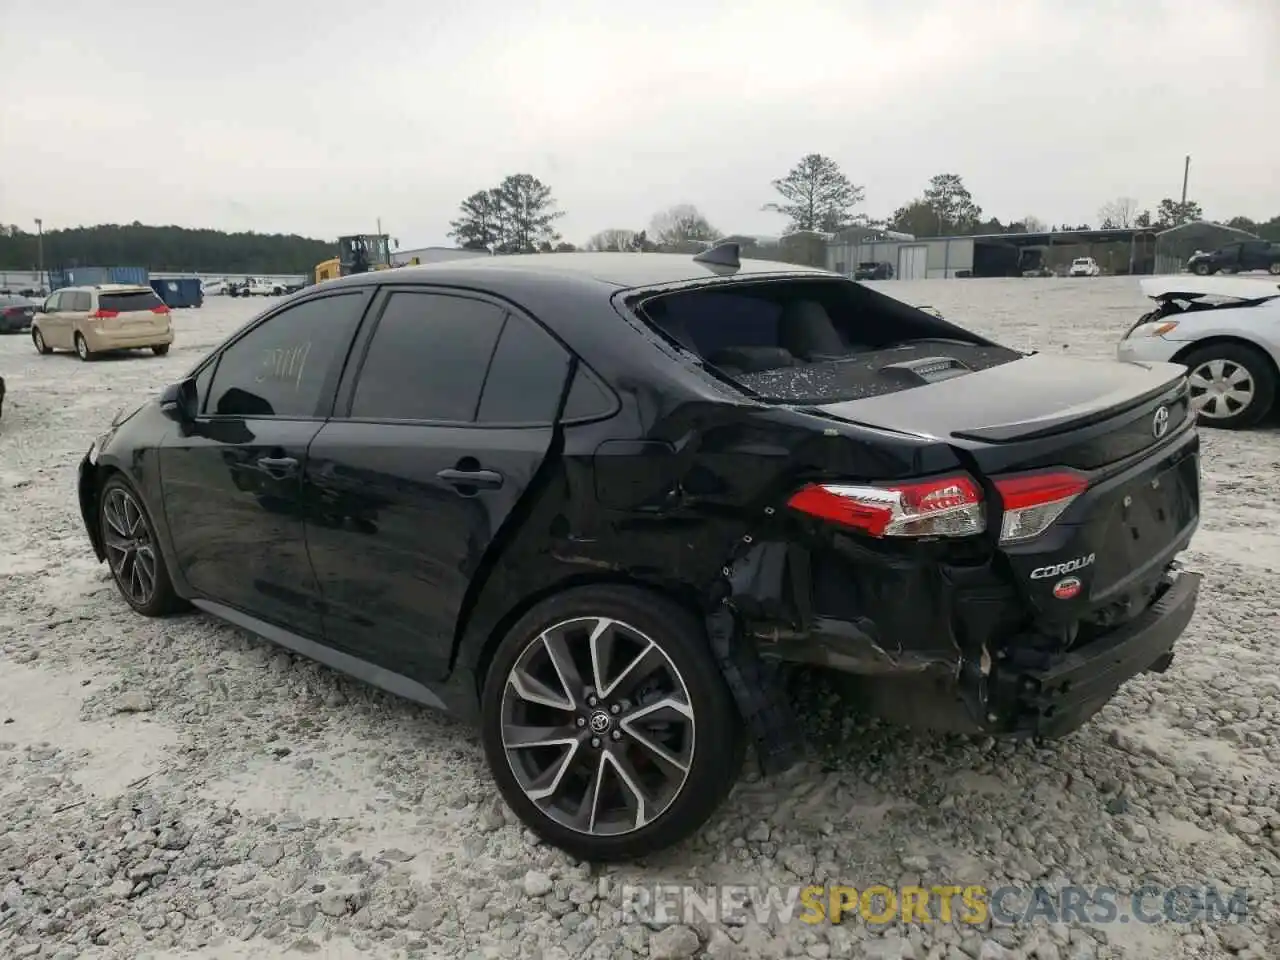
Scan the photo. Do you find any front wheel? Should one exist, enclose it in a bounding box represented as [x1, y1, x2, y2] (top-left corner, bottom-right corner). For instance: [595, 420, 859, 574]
[99, 476, 186, 616]
[152, 344, 170, 356]
[1182, 342, 1276, 429]
[1192, 262, 1211, 276]
[1268, 262, 1280, 276]
[32, 328, 51, 354]
[481, 585, 744, 862]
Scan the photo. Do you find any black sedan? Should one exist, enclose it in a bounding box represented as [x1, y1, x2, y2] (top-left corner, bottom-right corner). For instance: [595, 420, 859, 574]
[76, 246, 1203, 861]
[0, 295, 36, 333]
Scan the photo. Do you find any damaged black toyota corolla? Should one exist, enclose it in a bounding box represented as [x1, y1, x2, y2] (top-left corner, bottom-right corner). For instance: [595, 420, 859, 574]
[76, 246, 1202, 861]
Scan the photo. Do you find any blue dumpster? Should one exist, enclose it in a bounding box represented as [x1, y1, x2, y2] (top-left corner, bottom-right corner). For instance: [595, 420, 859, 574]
[150, 277, 204, 309]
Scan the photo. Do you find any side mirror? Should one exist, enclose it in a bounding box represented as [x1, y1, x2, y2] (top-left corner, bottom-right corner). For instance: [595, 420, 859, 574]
[159, 377, 199, 423]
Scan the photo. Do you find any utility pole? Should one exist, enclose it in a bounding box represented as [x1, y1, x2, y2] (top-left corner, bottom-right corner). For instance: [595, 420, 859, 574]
[1181, 156, 1190, 205]
[34, 218, 44, 291]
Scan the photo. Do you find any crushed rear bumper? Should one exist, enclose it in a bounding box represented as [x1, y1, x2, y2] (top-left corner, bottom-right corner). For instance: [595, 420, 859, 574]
[753, 568, 1200, 739]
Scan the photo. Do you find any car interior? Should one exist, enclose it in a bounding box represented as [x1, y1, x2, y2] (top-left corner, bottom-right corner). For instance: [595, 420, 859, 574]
[636, 279, 1022, 401]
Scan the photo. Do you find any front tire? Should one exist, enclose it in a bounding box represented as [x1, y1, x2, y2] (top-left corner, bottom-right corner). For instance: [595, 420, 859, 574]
[1182, 342, 1276, 429]
[1192, 262, 1211, 276]
[481, 585, 744, 862]
[152, 344, 170, 356]
[32, 328, 51, 354]
[75, 333, 93, 362]
[99, 476, 186, 616]
[1269, 262, 1280, 276]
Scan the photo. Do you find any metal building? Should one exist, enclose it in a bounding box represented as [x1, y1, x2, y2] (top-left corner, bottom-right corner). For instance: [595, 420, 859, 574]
[391, 246, 491, 267]
[826, 227, 1166, 279]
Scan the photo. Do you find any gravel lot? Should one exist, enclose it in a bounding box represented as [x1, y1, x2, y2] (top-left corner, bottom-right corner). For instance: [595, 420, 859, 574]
[1, 278, 1278, 960]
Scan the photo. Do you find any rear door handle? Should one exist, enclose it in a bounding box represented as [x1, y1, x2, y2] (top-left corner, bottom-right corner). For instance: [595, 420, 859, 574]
[436, 468, 504, 491]
[257, 456, 299, 477]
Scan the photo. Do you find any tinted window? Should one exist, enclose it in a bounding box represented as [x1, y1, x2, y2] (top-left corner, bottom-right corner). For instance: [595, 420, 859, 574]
[654, 291, 782, 356]
[350, 292, 506, 422]
[208, 293, 364, 418]
[562, 366, 615, 421]
[100, 290, 164, 313]
[194, 359, 217, 415]
[476, 314, 571, 424]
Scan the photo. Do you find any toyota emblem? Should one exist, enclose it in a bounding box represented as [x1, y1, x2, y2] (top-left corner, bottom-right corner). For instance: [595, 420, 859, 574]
[1151, 405, 1170, 439]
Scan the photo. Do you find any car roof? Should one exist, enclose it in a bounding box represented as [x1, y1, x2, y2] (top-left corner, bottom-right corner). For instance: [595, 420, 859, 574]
[55, 284, 152, 293]
[323, 251, 836, 293]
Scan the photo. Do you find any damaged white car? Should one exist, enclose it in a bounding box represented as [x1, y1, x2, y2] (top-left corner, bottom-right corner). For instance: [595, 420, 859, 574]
[1118, 276, 1280, 429]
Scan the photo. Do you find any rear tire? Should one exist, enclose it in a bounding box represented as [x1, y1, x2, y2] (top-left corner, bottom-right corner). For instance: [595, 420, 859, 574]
[98, 475, 186, 617]
[32, 328, 51, 355]
[152, 344, 170, 356]
[75, 333, 93, 362]
[480, 584, 744, 862]
[1181, 342, 1276, 430]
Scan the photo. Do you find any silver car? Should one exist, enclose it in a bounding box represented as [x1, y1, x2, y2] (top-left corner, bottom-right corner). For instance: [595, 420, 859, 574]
[1117, 276, 1280, 429]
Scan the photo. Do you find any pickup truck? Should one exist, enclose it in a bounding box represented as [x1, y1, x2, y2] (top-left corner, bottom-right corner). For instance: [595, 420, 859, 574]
[1188, 240, 1280, 276]
[228, 277, 287, 297]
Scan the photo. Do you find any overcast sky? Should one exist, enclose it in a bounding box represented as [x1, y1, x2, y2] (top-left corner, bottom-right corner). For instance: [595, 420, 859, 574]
[2, 0, 1277, 247]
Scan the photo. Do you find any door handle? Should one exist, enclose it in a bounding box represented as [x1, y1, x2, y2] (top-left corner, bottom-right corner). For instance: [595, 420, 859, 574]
[436, 468, 504, 491]
[257, 456, 299, 477]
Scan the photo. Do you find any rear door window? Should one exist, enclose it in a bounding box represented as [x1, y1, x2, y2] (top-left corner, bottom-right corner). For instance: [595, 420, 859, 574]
[71, 291, 92, 312]
[101, 290, 164, 313]
[475, 313, 572, 425]
[207, 293, 366, 418]
[348, 292, 507, 422]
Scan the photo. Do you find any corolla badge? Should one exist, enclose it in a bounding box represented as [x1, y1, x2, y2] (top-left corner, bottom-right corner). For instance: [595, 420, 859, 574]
[1152, 405, 1170, 439]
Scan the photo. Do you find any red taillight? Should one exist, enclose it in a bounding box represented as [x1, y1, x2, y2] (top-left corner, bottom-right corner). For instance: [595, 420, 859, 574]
[787, 474, 986, 539]
[87, 309, 119, 319]
[151, 304, 170, 314]
[993, 469, 1088, 544]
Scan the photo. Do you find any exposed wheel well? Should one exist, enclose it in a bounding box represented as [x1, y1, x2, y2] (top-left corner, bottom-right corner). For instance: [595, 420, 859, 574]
[81, 463, 124, 560]
[467, 573, 705, 696]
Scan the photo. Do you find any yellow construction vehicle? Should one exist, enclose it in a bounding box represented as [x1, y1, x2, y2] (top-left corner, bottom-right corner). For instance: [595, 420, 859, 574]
[314, 234, 395, 284]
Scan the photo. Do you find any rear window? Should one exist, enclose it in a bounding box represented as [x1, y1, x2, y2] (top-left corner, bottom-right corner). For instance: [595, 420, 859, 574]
[100, 290, 164, 313]
[0, 296, 31, 308]
[637, 278, 1021, 404]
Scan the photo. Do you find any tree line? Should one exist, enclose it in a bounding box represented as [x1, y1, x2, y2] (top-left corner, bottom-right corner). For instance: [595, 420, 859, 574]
[0, 223, 335, 275]
[3, 158, 1277, 275]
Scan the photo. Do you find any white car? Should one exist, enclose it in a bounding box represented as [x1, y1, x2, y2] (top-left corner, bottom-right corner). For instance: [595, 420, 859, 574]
[1117, 276, 1280, 429]
[1068, 257, 1101, 277]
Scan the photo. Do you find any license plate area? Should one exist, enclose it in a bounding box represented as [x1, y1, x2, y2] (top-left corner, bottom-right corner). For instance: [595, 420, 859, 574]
[1090, 452, 1198, 599]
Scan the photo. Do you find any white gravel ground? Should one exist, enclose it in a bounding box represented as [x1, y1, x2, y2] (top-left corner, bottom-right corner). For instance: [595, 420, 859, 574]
[1, 278, 1278, 960]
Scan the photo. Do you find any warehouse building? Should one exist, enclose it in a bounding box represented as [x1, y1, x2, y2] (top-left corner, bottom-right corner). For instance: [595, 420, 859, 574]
[826, 221, 1263, 280]
[827, 227, 1160, 279]
[391, 246, 490, 267]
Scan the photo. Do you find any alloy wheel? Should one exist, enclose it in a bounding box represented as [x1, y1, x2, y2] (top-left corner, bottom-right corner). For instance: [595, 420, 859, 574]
[1188, 358, 1254, 420]
[500, 616, 695, 837]
[102, 487, 159, 606]
[76, 336, 89, 360]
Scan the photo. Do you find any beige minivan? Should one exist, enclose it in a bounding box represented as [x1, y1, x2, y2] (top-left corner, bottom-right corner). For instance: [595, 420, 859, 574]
[32, 284, 174, 361]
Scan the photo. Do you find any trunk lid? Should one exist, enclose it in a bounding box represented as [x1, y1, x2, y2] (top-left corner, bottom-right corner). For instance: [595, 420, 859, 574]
[809, 353, 1191, 473]
[807, 352, 1199, 619]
